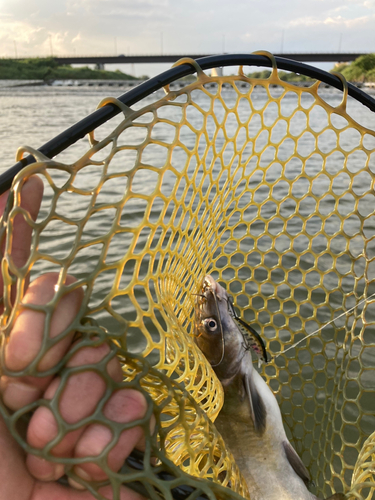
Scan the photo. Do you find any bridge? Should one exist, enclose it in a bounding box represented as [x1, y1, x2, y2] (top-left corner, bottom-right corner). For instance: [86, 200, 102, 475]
[54, 52, 366, 69]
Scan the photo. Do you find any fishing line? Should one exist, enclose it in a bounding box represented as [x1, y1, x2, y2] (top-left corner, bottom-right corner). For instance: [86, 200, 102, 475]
[191, 293, 208, 338]
[209, 289, 226, 367]
[272, 291, 375, 360]
[192, 287, 225, 366]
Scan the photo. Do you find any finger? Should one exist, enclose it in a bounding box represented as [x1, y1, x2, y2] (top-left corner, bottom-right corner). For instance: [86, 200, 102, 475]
[7, 175, 44, 270]
[26, 342, 123, 481]
[26, 455, 66, 482]
[1, 273, 83, 410]
[72, 389, 148, 482]
[0, 412, 34, 499]
[0, 176, 44, 309]
[30, 481, 145, 500]
[57, 342, 123, 424]
[4, 273, 83, 372]
[0, 376, 42, 410]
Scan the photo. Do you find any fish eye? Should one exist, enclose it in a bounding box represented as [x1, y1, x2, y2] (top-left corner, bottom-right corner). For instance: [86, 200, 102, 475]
[204, 318, 217, 331]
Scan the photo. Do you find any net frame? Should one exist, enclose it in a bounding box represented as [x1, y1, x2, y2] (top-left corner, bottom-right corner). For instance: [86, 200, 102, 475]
[0, 52, 374, 500]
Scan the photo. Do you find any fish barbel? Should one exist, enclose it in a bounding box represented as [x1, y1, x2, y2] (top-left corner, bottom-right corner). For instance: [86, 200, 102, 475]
[194, 274, 345, 500]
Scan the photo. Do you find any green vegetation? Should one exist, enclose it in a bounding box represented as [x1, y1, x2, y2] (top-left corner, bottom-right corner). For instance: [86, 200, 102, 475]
[0, 57, 138, 80]
[246, 69, 312, 82]
[334, 54, 375, 82]
[278, 71, 312, 82]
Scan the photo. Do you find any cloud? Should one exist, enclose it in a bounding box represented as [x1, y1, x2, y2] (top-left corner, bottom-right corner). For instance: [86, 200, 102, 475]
[323, 14, 371, 25]
[289, 16, 321, 27]
[289, 13, 373, 28]
[72, 33, 81, 44]
[0, 18, 44, 46]
[0, 0, 374, 71]
[66, 0, 169, 17]
[0, 0, 172, 58]
[331, 5, 349, 12]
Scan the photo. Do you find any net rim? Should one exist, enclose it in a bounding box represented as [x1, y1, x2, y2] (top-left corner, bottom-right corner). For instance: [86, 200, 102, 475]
[1, 52, 375, 196]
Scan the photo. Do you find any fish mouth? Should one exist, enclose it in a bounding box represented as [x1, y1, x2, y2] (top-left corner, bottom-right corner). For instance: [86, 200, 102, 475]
[200, 275, 217, 299]
[195, 275, 225, 316]
[195, 276, 218, 322]
[200, 275, 227, 302]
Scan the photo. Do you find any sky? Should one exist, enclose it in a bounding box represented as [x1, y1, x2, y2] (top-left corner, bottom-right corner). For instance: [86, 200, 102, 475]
[1, 0, 375, 78]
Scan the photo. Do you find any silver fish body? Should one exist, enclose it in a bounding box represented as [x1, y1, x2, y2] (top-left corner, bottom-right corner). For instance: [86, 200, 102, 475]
[194, 275, 343, 500]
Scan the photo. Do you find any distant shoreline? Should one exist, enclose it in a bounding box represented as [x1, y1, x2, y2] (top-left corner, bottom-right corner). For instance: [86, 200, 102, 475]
[1, 54, 375, 88]
[0, 57, 142, 81]
[334, 53, 375, 83]
[0, 79, 145, 88]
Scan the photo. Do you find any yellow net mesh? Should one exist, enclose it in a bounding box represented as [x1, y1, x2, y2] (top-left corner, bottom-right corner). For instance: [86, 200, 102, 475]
[0, 54, 374, 500]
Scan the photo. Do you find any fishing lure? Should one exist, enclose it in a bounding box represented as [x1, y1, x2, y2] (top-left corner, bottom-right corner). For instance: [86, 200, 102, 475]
[227, 296, 269, 367]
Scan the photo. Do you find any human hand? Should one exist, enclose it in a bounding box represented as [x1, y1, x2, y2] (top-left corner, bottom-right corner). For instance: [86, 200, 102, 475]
[0, 176, 149, 500]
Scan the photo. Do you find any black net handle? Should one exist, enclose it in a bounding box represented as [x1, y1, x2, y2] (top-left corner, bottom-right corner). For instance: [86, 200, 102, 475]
[1, 53, 374, 195]
[124, 450, 210, 500]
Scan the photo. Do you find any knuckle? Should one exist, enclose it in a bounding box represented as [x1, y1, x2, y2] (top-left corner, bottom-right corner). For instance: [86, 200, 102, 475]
[67, 342, 111, 367]
[27, 407, 58, 448]
[104, 389, 148, 423]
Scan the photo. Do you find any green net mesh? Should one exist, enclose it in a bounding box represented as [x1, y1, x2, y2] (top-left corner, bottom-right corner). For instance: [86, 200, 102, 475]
[0, 54, 375, 500]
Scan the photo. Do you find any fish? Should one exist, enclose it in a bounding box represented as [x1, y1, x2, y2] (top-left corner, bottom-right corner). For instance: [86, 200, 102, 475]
[194, 274, 345, 500]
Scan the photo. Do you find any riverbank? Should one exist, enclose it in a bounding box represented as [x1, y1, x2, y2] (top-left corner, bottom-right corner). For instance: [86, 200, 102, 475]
[0, 57, 139, 81]
[0, 79, 144, 88]
[334, 53, 375, 83]
[2, 55, 375, 90]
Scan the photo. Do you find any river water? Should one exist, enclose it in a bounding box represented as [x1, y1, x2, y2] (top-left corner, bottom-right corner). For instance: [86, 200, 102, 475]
[1, 80, 375, 172]
[0, 78, 375, 496]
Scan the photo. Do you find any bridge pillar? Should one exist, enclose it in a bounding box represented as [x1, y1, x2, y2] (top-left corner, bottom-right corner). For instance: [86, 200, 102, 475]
[211, 67, 223, 77]
[95, 62, 105, 71]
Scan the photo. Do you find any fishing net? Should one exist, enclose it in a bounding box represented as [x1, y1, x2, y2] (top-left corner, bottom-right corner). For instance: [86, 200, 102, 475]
[0, 52, 374, 500]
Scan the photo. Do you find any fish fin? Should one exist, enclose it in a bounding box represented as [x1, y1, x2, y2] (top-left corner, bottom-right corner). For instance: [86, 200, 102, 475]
[283, 441, 311, 487]
[243, 374, 267, 435]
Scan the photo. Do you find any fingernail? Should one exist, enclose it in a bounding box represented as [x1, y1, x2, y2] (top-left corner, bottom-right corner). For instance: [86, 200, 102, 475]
[53, 463, 65, 479]
[69, 467, 92, 490]
[39, 463, 65, 480]
[27, 456, 63, 481]
[68, 477, 86, 490]
[1, 379, 41, 411]
[74, 466, 92, 482]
